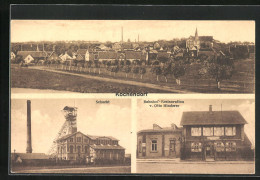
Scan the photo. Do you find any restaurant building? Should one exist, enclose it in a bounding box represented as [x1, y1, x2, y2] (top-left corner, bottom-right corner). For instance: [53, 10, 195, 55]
[180, 105, 253, 161]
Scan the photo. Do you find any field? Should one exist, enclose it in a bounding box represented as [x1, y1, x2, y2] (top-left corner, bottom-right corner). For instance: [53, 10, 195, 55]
[11, 66, 170, 93]
[11, 58, 255, 93]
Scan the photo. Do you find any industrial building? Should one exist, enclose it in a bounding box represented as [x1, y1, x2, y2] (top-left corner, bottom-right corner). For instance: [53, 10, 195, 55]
[12, 100, 126, 166]
[49, 105, 126, 163]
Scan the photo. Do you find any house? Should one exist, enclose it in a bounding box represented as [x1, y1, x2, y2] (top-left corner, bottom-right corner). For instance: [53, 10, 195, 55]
[125, 51, 142, 62]
[55, 131, 125, 162]
[137, 124, 182, 158]
[180, 105, 253, 161]
[112, 43, 122, 51]
[59, 52, 73, 62]
[47, 52, 62, 62]
[122, 43, 133, 50]
[157, 52, 171, 62]
[98, 51, 118, 61]
[10, 52, 16, 60]
[17, 51, 48, 64]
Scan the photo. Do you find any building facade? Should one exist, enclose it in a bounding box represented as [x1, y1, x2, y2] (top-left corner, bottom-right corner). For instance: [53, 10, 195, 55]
[137, 124, 182, 158]
[180, 105, 253, 161]
[56, 131, 125, 162]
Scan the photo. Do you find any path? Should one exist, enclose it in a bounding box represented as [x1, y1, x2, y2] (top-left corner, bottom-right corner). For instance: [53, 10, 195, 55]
[30, 67, 195, 94]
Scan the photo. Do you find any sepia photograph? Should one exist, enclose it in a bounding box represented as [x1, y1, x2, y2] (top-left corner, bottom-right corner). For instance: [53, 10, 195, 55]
[10, 20, 255, 94]
[10, 99, 131, 174]
[136, 99, 255, 174]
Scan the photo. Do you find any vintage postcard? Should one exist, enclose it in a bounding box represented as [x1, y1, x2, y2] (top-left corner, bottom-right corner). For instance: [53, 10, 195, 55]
[9, 17, 256, 175]
[136, 99, 255, 174]
[10, 20, 255, 94]
[10, 99, 131, 173]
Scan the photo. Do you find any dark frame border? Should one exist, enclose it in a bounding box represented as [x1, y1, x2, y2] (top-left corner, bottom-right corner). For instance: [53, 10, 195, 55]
[1, 4, 259, 178]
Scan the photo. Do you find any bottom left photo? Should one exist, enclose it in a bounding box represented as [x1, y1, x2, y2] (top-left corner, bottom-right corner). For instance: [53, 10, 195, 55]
[10, 98, 131, 174]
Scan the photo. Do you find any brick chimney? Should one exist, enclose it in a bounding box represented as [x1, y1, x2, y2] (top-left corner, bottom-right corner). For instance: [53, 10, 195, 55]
[26, 100, 32, 153]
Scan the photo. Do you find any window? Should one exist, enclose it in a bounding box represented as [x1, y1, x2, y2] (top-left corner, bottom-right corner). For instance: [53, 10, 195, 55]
[170, 139, 176, 152]
[226, 141, 236, 152]
[84, 139, 88, 143]
[214, 141, 225, 152]
[191, 127, 201, 136]
[151, 140, 157, 152]
[139, 141, 142, 153]
[77, 146, 81, 153]
[214, 127, 224, 136]
[69, 145, 73, 153]
[203, 127, 213, 136]
[77, 137, 82, 142]
[225, 126, 236, 136]
[69, 138, 73, 142]
[191, 142, 202, 152]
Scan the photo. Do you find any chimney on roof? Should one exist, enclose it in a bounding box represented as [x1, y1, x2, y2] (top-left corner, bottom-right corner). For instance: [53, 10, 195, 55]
[26, 100, 32, 153]
[153, 124, 162, 130]
[171, 123, 177, 130]
[209, 105, 213, 113]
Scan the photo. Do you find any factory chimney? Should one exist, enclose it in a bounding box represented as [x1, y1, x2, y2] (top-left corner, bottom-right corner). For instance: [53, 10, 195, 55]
[26, 100, 32, 153]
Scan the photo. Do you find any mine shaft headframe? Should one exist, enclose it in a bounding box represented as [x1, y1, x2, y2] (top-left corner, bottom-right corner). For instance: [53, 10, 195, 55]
[62, 106, 78, 121]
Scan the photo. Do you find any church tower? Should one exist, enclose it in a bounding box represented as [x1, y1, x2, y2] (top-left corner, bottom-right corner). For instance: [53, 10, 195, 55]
[194, 27, 200, 50]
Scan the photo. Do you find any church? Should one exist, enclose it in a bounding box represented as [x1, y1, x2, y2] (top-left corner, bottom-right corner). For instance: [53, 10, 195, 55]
[186, 28, 214, 57]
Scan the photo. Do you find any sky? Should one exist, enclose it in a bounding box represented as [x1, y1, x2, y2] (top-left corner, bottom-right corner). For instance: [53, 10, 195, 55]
[11, 99, 132, 154]
[11, 20, 255, 43]
[137, 99, 255, 147]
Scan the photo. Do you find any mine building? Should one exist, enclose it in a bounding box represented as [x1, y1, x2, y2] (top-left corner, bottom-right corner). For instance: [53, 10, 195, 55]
[48, 105, 126, 163]
[180, 105, 253, 161]
[55, 131, 125, 162]
[137, 124, 182, 158]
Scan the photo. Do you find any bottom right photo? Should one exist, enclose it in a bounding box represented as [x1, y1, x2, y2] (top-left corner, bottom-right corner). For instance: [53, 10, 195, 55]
[136, 99, 255, 174]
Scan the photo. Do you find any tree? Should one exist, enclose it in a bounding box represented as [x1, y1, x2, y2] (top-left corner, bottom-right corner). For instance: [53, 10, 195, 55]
[125, 60, 131, 66]
[87, 61, 93, 73]
[199, 57, 234, 90]
[110, 65, 119, 76]
[151, 66, 162, 81]
[13, 55, 23, 64]
[161, 63, 172, 83]
[132, 66, 140, 79]
[139, 67, 146, 79]
[171, 62, 186, 85]
[123, 65, 131, 78]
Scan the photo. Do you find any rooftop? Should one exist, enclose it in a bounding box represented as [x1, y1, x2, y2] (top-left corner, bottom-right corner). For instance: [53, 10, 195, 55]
[180, 110, 247, 126]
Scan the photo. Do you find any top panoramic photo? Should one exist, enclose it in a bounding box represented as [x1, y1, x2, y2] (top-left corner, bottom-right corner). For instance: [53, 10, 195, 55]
[10, 20, 255, 94]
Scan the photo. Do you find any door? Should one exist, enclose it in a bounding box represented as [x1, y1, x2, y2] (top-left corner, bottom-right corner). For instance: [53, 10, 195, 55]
[169, 139, 176, 157]
[205, 142, 215, 159]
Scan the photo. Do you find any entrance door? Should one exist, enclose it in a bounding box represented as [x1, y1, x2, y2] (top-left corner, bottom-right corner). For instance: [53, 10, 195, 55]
[205, 142, 215, 160]
[169, 139, 176, 157]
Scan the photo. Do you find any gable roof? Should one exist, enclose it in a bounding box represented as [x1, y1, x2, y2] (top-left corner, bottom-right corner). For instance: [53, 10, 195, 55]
[157, 52, 170, 59]
[56, 131, 119, 142]
[180, 111, 248, 126]
[77, 49, 88, 55]
[17, 51, 48, 58]
[125, 51, 142, 59]
[47, 52, 62, 61]
[98, 52, 118, 59]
